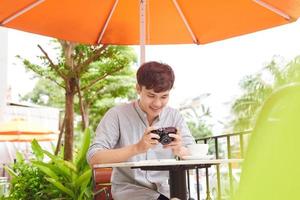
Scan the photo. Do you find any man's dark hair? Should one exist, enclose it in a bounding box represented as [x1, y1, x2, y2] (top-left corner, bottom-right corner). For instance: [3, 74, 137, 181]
[136, 61, 175, 93]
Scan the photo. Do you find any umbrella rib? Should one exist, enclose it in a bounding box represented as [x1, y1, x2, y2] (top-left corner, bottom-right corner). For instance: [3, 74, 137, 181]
[97, 0, 120, 44]
[140, 0, 146, 64]
[253, 0, 292, 21]
[1, 0, 45, 25]
[172, 0, 199, 44]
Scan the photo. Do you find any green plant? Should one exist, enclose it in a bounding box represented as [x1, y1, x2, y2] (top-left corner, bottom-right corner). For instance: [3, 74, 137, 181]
[230, 55, 300, 132]
[4, 128, 93, 200]
[31, 128, 93, 200]
[4, 152, 58, 200]
[187, 121, 212, 140]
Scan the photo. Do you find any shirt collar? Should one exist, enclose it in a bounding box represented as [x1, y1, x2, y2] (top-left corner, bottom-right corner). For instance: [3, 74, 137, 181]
[134, 100, 163, 122]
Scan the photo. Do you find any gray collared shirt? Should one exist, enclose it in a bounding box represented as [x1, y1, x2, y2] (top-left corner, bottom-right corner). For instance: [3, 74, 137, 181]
[87, 101, 195, 200]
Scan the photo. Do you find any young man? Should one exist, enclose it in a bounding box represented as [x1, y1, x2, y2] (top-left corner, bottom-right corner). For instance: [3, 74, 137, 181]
[87, 61, 195, 200]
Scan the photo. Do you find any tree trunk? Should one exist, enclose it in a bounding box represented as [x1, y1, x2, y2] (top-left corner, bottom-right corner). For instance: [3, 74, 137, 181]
[82, 102, 89, 129]
[76, 80, 88, 131]
[64, 77, 76, 161]
[55, 114, 65, 155]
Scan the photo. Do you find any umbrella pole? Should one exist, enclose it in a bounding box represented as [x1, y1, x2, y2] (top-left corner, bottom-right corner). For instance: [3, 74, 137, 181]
[139, 0, 146, 64]
[140, 45, 145, 65]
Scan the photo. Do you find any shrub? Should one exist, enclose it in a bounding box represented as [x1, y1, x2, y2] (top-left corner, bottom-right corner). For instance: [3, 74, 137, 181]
[4, 153, 59, 200]
[5, 128, 93, 200]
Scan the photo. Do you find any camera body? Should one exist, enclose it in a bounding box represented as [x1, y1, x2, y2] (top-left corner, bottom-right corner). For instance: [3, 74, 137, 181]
[151, 127, 177, 145]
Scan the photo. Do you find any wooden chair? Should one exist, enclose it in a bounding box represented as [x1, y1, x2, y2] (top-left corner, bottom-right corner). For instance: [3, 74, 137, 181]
[93, 167, 113, 200]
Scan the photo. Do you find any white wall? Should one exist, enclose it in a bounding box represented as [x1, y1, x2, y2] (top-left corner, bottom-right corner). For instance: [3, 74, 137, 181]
[5, 104, 60, 130]
[0, 27, 8, 122]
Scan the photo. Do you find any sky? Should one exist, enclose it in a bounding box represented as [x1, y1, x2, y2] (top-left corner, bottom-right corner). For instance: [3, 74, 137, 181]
[3, 19, 300, 134]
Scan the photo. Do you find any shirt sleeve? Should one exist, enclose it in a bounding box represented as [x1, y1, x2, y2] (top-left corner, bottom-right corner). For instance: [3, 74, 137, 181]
[175, 111, 196, 146]
[86, 107, 120, 164]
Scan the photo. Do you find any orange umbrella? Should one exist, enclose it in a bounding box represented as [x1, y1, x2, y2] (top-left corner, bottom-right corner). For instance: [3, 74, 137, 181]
[1, 0, 300, 62]
[0, 118, 58, 142]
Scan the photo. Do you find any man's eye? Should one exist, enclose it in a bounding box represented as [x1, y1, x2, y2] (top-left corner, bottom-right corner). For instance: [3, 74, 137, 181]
[148, 95, 155, 98]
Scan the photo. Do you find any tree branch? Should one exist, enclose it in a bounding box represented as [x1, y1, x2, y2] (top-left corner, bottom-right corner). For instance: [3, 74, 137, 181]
[80, 66, 124, 92]
[44, 75, 66, 89]
[37, 44, 68, 80]
[75, 76, 87, 130]
[86, 84, 106, 103]
[76, 50, 84, 73]
[79, 44, 108, 72]
[55, 113, 66, 155]
[25, 62, 65, 89]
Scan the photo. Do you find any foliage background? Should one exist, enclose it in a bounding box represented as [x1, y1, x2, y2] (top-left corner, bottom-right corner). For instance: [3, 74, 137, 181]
[230, 55, 300, 132]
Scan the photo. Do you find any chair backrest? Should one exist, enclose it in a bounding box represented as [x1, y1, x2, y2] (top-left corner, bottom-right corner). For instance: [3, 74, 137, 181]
[233, 83, 300, 200]
[93, 167, 113, 200]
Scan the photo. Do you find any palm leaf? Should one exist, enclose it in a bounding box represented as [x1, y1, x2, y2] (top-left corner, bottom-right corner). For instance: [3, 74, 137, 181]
[33, 162, 59, 180]
[4, 166, 17, 177]
[75, 128, 91, 169]
[45, 177, 75, 198]
[43, 149, 77, 173]
[31, 160, 68, 180]
[31, 139, 44, 161]
[74, 169, 91, 188]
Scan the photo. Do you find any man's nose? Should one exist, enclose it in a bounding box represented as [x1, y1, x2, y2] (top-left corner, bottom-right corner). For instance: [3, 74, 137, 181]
[152, 98, 162, 107]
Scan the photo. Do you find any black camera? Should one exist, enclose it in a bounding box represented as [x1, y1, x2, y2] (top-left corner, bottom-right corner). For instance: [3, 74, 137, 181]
[151, 127, 177, 145]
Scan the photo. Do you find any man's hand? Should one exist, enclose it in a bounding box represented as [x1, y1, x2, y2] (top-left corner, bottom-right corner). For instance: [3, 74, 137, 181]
[135, 127, 160, 153]
[163, 128, 189, 157]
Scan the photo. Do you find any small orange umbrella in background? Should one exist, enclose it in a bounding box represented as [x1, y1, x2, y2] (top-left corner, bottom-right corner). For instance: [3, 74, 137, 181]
[0, 117, 58, 165]
[1, 0, 300, 63]
[0, 117, 58, 142]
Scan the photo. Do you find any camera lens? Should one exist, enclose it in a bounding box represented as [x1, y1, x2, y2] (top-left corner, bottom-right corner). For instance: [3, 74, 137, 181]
[160, 135, 172, 145]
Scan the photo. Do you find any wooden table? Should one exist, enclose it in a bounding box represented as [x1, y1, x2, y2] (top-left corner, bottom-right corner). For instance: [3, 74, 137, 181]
[94, 158, 243, 200]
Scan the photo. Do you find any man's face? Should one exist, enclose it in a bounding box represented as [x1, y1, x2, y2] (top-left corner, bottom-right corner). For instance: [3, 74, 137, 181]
[136, 85, 170, 119]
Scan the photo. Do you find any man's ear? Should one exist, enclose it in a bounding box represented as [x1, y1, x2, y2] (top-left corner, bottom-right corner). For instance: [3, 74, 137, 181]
[136, 84, 141, 94]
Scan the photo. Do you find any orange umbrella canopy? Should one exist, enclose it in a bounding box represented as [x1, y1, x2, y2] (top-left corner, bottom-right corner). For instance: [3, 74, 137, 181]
[1, 0, 300, 45]
[0, 118, 58, 142]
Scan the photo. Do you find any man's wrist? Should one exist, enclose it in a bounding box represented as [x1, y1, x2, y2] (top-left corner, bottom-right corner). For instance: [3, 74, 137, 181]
[132, 144, 140, 155]
[174, 146, 190, 158]
[132, 143, 147, 155]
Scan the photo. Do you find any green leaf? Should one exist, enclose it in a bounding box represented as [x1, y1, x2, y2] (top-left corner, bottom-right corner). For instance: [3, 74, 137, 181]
[4, 166, 17, 177]
[42, 150, 76, 179]
[31, 139, 44, 161]
[75, 128, 91, 169]
[78, 180, 90, 200]
[74, 169, 91, 188]
[31, 160, 62, 176]
[16, 151, 24, 163]
[62, 160, 77, 172]
[45, 177, 75, 198]
[43, 149, 77, 172]
[33, 163, 59, 180]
